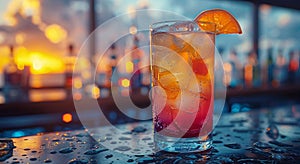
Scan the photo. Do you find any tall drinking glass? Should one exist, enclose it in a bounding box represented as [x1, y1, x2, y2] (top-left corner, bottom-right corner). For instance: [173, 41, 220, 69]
[150, 21, 215, 152]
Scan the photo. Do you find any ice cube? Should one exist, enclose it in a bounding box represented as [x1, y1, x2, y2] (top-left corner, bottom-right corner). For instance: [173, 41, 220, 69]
[168, 89, 200, 113]
[151, 86, 167, 114]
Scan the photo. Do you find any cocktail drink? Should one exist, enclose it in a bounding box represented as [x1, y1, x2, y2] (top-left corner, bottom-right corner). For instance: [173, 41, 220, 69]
[150, 9, 242, 152]
[150, 21, 215, 152]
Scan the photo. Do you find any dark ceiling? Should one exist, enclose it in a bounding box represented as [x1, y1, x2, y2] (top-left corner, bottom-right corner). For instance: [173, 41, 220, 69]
[243, 0, 300, 10]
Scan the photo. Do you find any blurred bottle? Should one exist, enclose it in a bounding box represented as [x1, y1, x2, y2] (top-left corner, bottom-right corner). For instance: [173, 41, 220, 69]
[266, 48, 274, 85]
[287, 50, 299, 85]
[296, 50, 300, 82]
[130, 37, 143, 90]
[3, 45, 23, 102]
[64, 44, 82, 95]
[228, 49, 243, 88]
[274, 49, 287, 87]
[64, 44, 75, 89]
[244, 51, 260, 88]
[109, 44, 118, 87]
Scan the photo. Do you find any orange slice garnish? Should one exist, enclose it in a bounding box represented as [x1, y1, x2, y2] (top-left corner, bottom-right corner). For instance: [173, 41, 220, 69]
[195, 9, 242, 35]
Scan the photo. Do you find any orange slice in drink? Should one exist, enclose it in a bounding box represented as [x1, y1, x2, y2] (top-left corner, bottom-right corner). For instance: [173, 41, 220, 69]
[195, 9, 242, 35]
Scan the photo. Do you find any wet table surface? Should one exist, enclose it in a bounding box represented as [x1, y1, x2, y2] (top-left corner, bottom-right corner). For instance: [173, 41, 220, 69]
[1, 104, 300, 164]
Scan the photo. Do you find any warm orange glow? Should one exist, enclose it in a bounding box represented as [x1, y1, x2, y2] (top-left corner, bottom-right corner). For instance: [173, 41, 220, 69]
[73, 78, 82, 89]
[4, 15, 17, 26]
[62, 113, 72, 123]
[14, 47, 30, 67]
[73, 92, 82, 101]
[125, 61, 134, 73]
[4, 0, 19, 26]
[32, 56, 42, 71]
[276, 55, 286, 66]
[21, 0, 41, 24]
[82, 70, 91, 80]
[21, 0, 40, 15]
[127, 6, 136, 19]
[5, 0, 41, 26]
[289, 60, 299, 71]
[0, 94, 5, 104]
[121, 78, 130, 88]
[45, 24, 67, 43]
[17, 63, 24, 70]
[244, 64, 253, 81]
[15, 33, 26, 44]
[223, 62, 232, 72]
[29, 52, 65, 74]
[121, 88, 130, 97]
[223, 62, 232, 86]
[10, 47, 65, 74]
[92, 86, 100, 99]
[129, 26, 137, 35]
[0, 33, 5, 44]
[29, 89, 67, 102]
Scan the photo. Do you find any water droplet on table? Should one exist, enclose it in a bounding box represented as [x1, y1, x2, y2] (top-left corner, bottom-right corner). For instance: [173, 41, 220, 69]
[114, 146, 131, 151]
[253, 141, 271, 149]
[271, 147, 287, 153]
[224, 143, 241, 149]
[119, 137, 131, 141]
[52, 138, 60, 142]
[269, 141, 293, 147]
[105, 154, 113, 159]
[184, 154, 198, 160]
[135, 155, 144, 157]
[215, 156, 234, 163]
[230, 119, 248, 124]
[75, 133, 86, 137]
[136, 157, 154, 163]
[237, 158, 263, 163]
[68, 158, 88, 164]
[266, 124, 279, 139]
[131, 126, 147, 133]
[59, 147, 74, 154]
[247, 148, 272, 157]
[233, 129, 261, 133]
[44, 158, 52, 163]
[84, 148, 108, 155]
[127, 159, 134, 163]
[66, 138, 74, 142]
[142, 137, 151, 141]
[215, 124, 234, 128]
[272, 153, 288, 160]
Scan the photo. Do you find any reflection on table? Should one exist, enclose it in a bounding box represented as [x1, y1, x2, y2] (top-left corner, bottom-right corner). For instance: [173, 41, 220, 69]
[2, 104, 300, 163]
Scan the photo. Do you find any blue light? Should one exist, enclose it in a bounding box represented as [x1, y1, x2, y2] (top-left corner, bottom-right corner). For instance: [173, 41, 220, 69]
[109, 112, 117, 120]
[12, 131, 25, 138]
[231, 103, 241, 113]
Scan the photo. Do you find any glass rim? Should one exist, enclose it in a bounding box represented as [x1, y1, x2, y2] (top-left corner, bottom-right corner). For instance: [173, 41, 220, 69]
[150, 20, 216, 34]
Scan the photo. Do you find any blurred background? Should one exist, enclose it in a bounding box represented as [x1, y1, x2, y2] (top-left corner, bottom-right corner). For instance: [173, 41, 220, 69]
[0, 0, 299, 138]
